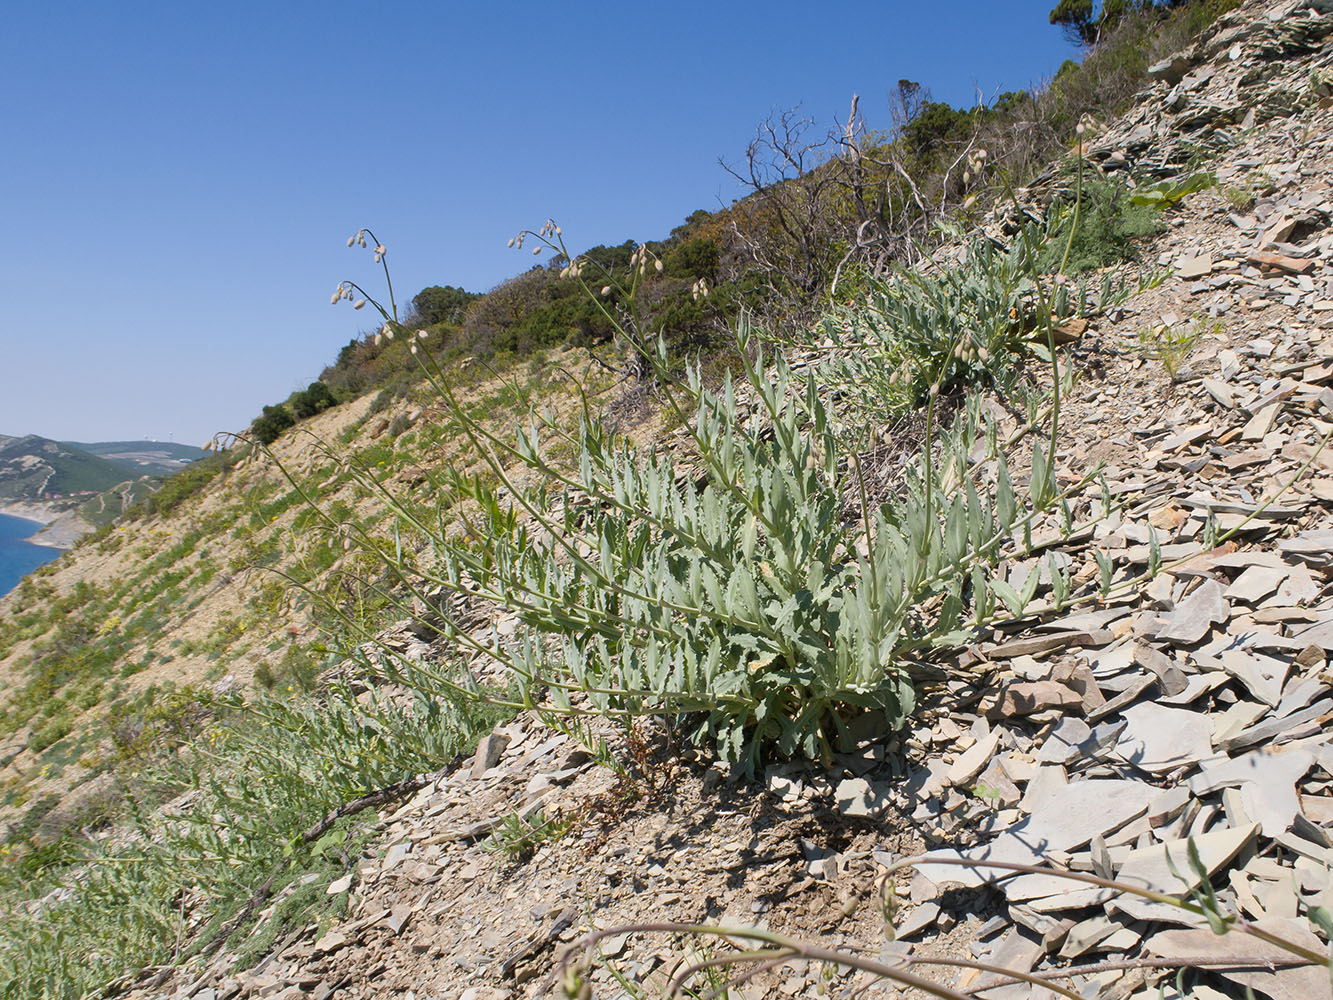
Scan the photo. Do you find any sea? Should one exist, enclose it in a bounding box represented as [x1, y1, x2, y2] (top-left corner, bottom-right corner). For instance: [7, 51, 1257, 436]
[0, 513, 61, 597]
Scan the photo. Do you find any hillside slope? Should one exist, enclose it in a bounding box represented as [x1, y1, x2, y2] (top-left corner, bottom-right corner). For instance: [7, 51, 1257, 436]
[1, 0, 1331, 997]
[125, 3, 1333, 997]
[0, 351, 609, 840]
[0, 434, 140, 501]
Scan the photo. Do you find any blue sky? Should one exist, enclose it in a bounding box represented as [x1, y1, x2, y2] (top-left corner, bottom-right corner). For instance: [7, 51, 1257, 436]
[0, 3, 1077, 445]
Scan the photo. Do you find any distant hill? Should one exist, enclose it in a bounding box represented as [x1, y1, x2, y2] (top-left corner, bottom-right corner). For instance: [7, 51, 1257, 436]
[0, 436, 207, 505]
[63, 440, 206, 476]
[0, 435, 142, 502]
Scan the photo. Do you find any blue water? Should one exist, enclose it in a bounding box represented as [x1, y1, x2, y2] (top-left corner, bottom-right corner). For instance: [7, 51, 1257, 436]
[0, 513, 61, 597]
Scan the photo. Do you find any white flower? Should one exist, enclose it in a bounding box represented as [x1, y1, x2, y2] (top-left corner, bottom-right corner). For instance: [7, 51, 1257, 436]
[353, 298, 366, 310]
[330, 292, 340, 305]
[417, 329, 428, 339]
[346, 236, 355, 248]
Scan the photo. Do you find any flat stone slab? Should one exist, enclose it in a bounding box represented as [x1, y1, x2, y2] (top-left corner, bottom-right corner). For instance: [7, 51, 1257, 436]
[1151, 579, 1230, 644]
[947, 728, 1001, 787]
[916, 780, 1158, 888]
[1148, 918, 1332, 1000]
[1113, 702, 1214, 774]
[1224, 564, 1289, 603]
[835, 777, 892, 817]
[1036, 717, 1092, 764]
[1110, 824, 1258, 923]
[1189, 747, 1315, 837]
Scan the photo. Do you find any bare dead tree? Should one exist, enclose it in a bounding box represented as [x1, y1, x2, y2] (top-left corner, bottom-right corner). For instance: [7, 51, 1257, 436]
[718, 107, 853, 320]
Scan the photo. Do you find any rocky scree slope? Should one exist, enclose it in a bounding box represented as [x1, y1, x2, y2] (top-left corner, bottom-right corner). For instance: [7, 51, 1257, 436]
[120, 2, 1333, 999]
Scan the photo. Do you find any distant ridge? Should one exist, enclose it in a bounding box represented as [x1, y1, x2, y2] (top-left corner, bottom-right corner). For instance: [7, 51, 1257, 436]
[62, 440, 206, 476]
[0, 435, 136, 501]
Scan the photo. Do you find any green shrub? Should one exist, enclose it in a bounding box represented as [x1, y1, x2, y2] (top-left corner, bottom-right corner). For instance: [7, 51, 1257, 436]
[30, 711, 74, 753]
[1129, 171, 1216, 209]
[808, 220, 1155, 426]
[251, 404, 296, 445]
[289, 381, 337, 419]
[132, 457, 225, 520]
[1037, 176, 1163, 273]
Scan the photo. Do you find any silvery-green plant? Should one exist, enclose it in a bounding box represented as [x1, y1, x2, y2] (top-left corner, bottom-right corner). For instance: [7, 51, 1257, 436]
[0, 678, 483, 1000]
[804, 219, 1158, 434]
[326, 223, 1110, 774]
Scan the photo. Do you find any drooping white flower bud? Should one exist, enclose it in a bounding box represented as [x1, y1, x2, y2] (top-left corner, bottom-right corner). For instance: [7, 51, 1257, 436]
[354, 298, 366, 310]
[347, 236, 355, 248]
[331, 292, 340, 305]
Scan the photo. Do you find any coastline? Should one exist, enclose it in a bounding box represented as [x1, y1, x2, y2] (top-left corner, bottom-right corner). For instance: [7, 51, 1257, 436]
[0, 502, 88, 550]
